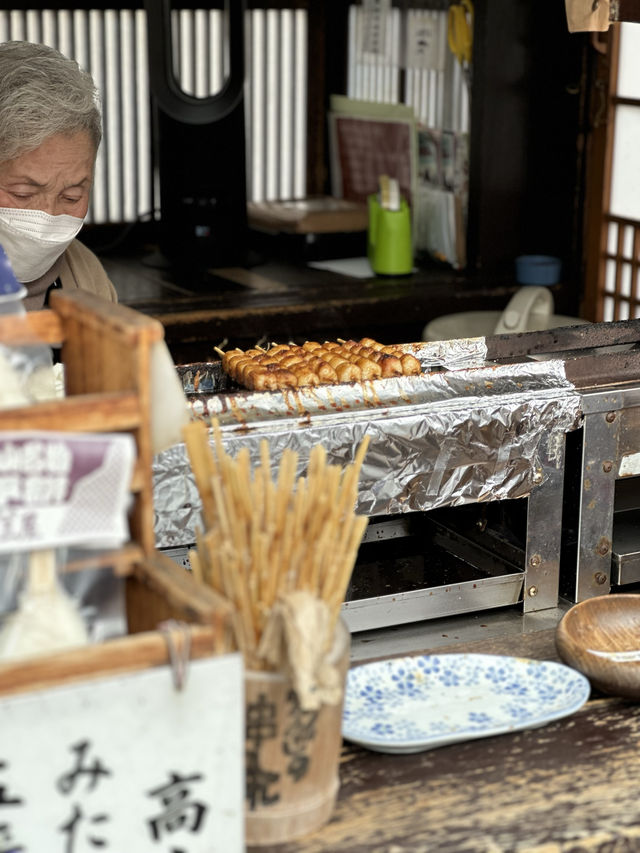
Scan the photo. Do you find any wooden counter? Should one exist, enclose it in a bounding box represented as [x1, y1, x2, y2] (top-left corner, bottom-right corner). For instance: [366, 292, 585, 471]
[102, 250, 522, 364]
[248, 628, 640, 853]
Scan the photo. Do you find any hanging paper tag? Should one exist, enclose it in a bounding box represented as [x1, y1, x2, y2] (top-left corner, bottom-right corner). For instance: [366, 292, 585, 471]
[361, 0, 392, 57]
[406, 10, 446, 70]
[0, 431, 135, 552]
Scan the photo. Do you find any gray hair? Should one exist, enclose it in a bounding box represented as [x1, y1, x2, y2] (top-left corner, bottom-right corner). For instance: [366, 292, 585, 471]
[0, 41, 102, 163]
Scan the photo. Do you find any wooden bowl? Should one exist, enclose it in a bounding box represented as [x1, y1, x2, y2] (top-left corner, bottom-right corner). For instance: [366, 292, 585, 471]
[556, 594, 640, 700]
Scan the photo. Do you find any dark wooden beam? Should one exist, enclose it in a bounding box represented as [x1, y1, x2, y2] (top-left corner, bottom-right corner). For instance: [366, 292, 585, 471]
[610, 0, 640, 22]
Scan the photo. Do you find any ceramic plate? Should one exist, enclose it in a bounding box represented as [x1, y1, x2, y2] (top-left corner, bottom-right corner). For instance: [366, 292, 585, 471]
[342, 653, 591, 754]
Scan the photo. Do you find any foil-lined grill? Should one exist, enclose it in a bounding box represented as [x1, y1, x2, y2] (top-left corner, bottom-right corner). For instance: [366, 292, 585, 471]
[153, 351, 581, 550]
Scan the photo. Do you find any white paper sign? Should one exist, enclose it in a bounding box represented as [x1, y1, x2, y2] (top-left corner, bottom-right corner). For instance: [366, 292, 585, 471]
[406, 10, 446, 70]
[360, 0, 391, 58]
[0, 653, 245, 852]
[0, 431, 135, 552]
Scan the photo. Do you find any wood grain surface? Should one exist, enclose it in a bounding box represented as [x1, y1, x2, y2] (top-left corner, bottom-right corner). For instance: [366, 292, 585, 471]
[248, 628, 640, 853]
[105, 254, 518, 363]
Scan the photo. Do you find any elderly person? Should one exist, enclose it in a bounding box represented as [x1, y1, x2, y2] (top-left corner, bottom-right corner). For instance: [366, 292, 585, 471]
[0, 40, 117, 309]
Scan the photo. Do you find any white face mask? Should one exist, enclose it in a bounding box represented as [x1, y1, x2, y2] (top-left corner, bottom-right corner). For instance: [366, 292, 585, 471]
[0, 207, 84, 283]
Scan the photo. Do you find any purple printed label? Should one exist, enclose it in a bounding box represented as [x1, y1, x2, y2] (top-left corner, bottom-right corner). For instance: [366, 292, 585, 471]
[0, 432, 136, 551]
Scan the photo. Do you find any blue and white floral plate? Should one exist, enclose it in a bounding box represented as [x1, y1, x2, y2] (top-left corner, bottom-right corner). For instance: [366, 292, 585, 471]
[342, 653, 591, 754]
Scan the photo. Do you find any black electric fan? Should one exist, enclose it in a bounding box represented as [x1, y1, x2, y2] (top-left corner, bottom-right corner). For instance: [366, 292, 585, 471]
[144, 0, 248, 279]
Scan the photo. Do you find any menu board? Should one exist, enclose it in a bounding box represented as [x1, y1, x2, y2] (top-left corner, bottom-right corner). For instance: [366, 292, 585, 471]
[329, 95, 417, 208]
[0, 652, 244, 852]
[330, 115, 415, 205]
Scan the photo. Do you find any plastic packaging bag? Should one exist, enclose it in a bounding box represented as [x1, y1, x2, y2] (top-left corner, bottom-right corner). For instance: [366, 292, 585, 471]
[0, 549, 89, 661]
[0, 243, 57, 409]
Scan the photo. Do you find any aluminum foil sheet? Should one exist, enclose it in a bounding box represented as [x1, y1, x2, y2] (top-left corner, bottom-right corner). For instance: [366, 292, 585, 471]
[412, 337, 489, 370]
[177, 337, 488, 404]
[154, 357, 582, 549]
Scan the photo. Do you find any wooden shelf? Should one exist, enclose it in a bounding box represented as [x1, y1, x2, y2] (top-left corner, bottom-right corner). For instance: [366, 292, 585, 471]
[248, 197, 368, 235]
[0, 291, 233, 694]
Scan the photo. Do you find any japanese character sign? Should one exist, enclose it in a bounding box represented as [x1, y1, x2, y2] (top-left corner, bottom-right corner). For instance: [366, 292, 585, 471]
[0, 654, 244, 851]
[0, 431, 135, 552]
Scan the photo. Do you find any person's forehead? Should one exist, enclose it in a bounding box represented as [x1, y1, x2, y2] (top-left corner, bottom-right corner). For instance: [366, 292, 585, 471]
[0, 133, 96, 182]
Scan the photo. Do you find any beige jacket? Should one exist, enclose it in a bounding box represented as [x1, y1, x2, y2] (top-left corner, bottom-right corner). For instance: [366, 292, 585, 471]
[23, 239, 118, 311]
[565, 0, 611, 32]
[58, 240, 118, 302]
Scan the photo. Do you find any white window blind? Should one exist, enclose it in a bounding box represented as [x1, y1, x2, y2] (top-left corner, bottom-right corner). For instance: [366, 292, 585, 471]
[0, 7, 308, 223]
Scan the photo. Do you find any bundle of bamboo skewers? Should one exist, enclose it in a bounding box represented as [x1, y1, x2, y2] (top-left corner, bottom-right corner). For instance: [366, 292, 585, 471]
[183, 419, 370, 670]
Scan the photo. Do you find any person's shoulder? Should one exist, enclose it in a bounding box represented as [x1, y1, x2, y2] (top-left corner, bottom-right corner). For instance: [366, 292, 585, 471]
[65, 238, 103, 268]
[60, 239, 118, 303]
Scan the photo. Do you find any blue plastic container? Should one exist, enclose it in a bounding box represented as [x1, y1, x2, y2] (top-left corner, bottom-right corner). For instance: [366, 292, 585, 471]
[515, 255, 562, 286]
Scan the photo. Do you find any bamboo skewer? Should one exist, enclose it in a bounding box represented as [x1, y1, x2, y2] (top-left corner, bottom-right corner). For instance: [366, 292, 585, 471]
[182, 419, 370, 667]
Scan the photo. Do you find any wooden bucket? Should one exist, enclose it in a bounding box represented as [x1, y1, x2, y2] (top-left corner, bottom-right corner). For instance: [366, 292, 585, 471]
[244, 619, 350, 846]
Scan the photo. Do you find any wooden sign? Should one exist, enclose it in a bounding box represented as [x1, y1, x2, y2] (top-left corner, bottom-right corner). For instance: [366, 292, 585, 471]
[0, 653, 244, 852]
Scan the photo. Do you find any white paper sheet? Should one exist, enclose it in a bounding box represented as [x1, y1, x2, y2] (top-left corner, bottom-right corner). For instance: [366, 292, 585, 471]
[308, 256, 374, 278]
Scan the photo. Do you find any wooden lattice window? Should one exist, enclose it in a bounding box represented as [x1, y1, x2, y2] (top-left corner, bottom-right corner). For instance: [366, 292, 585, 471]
[582, 24, 640, 321]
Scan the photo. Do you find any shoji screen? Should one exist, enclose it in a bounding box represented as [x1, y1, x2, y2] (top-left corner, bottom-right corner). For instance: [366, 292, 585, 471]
[0, 6, 308, 222]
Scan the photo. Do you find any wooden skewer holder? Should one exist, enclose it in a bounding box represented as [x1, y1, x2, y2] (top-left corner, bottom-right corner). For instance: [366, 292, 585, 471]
[244, 619, 351, 846]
